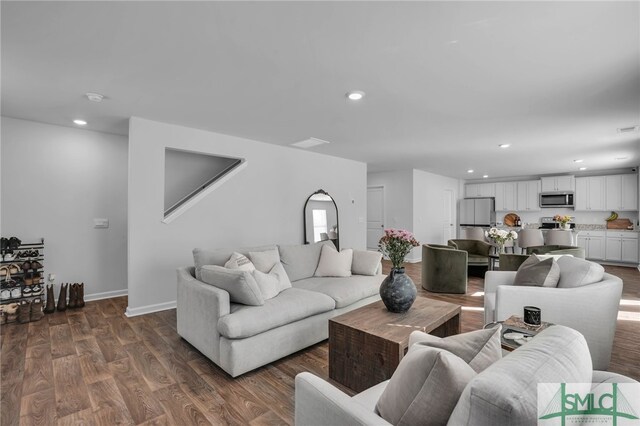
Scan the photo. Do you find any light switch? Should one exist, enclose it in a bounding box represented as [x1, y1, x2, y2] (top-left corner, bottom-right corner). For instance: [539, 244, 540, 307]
[94, 218, 109, 228]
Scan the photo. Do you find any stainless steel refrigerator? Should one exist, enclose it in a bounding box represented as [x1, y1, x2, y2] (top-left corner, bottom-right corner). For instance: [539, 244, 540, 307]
[459, 198, 495, 227]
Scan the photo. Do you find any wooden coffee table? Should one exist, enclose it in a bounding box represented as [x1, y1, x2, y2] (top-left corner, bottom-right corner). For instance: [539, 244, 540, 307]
[329, 297, 461, 392]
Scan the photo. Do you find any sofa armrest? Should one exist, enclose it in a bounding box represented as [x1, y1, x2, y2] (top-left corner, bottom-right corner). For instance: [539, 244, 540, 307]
[295, 373, 391, 426]
[176, 267, 231, 364]
[484, 271, 517, 294]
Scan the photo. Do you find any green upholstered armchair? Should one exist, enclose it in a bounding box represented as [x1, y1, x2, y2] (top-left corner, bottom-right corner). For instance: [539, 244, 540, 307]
[421, 244, 467, 294]
[526, 245, 585, 259]
[498, 253, 530, 271]
[447, 239, 493, 267]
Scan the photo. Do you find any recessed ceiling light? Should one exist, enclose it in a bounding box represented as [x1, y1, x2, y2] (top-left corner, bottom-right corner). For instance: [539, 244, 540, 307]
[467, 169, 474, 173]
[498, 144, 510, 148]
[573, 159, 584, 163]
[73, 119, 87, 126]
[579, 167, 587, 171]
[483, 175, 489, 178]
[346, 91, 365, 101]
[85, 92, 104, 102]
[291, 137, 330, 149]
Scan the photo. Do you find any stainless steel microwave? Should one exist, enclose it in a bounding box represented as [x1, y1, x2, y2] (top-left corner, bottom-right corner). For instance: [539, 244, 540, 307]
[539, 192, 574, 208]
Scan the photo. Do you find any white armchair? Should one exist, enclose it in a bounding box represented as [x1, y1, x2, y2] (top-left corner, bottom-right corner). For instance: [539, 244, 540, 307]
[483, 270, 622, 370]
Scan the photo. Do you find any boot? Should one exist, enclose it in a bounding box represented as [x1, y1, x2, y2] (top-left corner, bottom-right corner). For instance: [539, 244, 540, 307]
[77, 283, 85, 308]
[68, 283, 78, 309]
[18, 300, 31, 323]
[56, 283, 67, 312]
[44, 284, 56, 314]
[30, 298, 44, 321]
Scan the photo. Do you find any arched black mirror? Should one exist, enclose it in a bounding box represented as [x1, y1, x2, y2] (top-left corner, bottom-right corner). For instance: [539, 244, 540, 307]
[304, 189, 339, 250]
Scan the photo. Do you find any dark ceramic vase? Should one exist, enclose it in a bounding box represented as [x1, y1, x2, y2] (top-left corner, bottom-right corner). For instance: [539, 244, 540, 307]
[379, 267, 417, 313]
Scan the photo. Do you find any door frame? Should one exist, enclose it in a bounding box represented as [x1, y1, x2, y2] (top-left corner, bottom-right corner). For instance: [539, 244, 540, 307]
[367, 185, 386, 250]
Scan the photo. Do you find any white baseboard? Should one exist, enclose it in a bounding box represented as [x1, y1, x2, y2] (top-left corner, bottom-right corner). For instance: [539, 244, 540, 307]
[84, 289, 128, 302]
[125, 300, 176, 317]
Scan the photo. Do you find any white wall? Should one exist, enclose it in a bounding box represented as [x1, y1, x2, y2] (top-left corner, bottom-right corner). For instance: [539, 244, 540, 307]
[127, 117, 367, 315]
[367, 169, 461, 263]
[412, 169, 460, 261]
[1, 117, 128, 300]
[367, 170, 414, 232]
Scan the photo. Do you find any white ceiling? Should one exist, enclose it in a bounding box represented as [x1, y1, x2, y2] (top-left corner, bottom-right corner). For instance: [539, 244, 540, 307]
[2, 1, 639, 179]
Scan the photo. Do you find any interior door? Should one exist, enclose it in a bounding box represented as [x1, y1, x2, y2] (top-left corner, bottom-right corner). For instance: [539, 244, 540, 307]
[442, 189, 455, 244]
[367, 186, 385, 250]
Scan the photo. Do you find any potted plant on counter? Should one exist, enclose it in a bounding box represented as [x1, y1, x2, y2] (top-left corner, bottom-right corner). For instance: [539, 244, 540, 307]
[553, 214, 573, 230]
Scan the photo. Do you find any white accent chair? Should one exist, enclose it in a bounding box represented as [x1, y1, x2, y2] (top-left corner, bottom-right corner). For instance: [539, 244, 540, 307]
[544, 229, 574, 246]
[483, 269, 622, 370]
[465, 227, 486, 241]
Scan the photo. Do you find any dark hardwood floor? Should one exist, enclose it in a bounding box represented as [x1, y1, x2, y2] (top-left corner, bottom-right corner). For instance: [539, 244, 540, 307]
[2, 263, 638, 425]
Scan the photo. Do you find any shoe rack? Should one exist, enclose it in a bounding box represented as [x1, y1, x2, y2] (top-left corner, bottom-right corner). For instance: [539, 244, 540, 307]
[0, 239, 45, 305]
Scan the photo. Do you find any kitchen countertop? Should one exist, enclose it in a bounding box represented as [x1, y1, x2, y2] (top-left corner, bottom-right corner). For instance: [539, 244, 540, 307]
[500, 224, 638, 232]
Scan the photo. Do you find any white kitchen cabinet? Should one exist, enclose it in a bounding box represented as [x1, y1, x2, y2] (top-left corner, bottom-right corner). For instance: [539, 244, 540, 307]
[605, 231, 638, 263]
[605, 174, 638, 211]
[465, 183, 495, 198]
[575, 176, 605, 211]
[516, 180, 541, 211]
[541, 175, 574, 192]
[495, 182, 517, 211]
[576, 230, 605, 260]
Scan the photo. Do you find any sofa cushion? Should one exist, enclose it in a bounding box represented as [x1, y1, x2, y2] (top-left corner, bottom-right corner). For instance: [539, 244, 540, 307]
[408, 326, 502, 373]
[292, 275, 383, 308]
[351, 250, 383, 276]
[253, 262, 292, 300]
[314, 245, 353, 277]
[375, 346, 476, 426]
[556, 256, 605, 288]
[224, 252, 256, 271]
[193, 245, 276, 280]
[513, 255, 560, 287]
[217, 288, 335, 339]
[200, 265, 264, 306]
[278, 240, 334, 282]
[248, 248, 281, 273]
[448, 325, 593, 426]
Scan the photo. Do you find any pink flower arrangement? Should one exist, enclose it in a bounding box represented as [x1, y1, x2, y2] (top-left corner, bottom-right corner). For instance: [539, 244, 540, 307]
[378, 229, 420, 270]
[553, 214, 572, 225]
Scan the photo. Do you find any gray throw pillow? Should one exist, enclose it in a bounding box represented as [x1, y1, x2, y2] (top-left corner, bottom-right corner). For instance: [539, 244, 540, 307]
[375, 346, 476, 426]
[248, 248, 281, 273]
[278, 240, 334, 282]
[408, 326, 502, 373]
[514, 255, 560, 287]
[351, 250, 383, 276]
[200, 265, 264, 306]
[556, 256, 605, 288]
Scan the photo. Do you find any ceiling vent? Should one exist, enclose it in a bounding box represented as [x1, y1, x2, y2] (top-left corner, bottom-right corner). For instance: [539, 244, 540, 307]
[291, 138, 330, 149]
[617, 125, 640, 133]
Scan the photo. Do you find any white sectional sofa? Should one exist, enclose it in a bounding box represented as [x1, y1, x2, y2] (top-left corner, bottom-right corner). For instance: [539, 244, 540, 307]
[176, 240, 384, 377]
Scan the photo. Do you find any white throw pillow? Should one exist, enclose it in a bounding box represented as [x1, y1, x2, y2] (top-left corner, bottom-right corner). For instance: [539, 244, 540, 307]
[200, 265, 264, 306]
[314, 245, 353, 277]
[249, 248, 281, 273]
[252, 262, 292, 299]
[224, 252, 256, 271]
[375, 346, 476, 426]
[351, 250, 382, 276]
[556, 256, 605, 288]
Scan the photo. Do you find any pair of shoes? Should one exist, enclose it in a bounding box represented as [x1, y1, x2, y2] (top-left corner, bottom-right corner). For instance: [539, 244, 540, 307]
[21, 260, 42, 273]
[17, 250, 38, 259]
[68, 283, 85, 309]
[4, 303, 19, 322]
[8, 237, 21, 251]
[18, 300, 31, 323]
[24, 273, 42, 286]
[57, 284, 67, 311]
[10, 287, 21, 299]
[30, 298, 44, 321]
